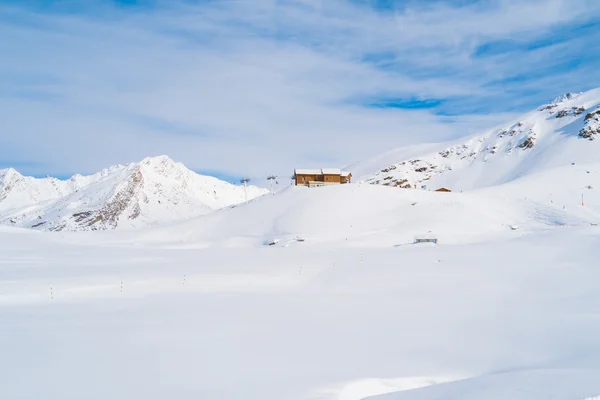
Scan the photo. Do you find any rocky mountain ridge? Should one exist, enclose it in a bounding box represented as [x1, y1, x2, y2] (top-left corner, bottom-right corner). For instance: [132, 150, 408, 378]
[350, 89, 600, 191]
[0, 156, 267, 231]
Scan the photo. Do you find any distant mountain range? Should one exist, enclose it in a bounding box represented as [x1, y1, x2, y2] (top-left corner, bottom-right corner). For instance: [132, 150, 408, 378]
[0, 155, 267, 231]
[349, 89, 600, 191]
[4, 89, 600, 233]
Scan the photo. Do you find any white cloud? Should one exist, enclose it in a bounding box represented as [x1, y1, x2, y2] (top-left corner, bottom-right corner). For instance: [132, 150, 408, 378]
[0, 0, 599, 179]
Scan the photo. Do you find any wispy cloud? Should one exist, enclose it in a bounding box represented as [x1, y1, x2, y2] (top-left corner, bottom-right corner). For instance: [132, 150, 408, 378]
[1, 0, 599, 179]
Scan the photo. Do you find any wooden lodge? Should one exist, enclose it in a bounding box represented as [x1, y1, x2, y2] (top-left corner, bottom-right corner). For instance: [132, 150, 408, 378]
[415, 235, 438, 244]
[294, 168, 352, 187]
[434, 187, 452, 192]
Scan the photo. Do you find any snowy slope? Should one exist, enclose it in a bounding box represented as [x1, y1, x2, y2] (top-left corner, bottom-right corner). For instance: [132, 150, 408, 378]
[72, 159, 600, 250]
[0, 156, 267, 231]
[350, 90, 600, 191]
[119, 184, 532, 248]
[372, 369, 600, 400]
[2, 219, 600, 400]
[0, 167, 74, 207]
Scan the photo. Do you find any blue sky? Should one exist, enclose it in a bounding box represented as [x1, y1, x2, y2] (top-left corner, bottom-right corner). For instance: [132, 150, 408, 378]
[2, 0, 600, 182]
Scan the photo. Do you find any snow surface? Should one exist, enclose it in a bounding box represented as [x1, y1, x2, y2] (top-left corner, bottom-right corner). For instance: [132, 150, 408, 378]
[82, 158, 599, 249]
[295, 168, 350, 176]
[2, 214, 600, 399]
[0, 155, 267, 231]
[296, 168, 325, 175]
[2, 173, 600, 399]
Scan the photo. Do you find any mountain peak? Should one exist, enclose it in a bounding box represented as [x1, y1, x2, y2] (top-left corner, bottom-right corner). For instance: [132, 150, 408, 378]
[353, 87, 600, 191]
[137, 155, 189, 180]
[141, 155, 175, 165]
[0, 156, 267, 231]
[550, 92, 583, 105]
[0, 168, 23, 183]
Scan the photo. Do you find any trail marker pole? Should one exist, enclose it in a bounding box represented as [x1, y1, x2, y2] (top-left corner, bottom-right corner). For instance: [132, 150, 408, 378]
[120, 281, 124, 293]
[50, 287, 54, 300]
[183, 275, 187, 285]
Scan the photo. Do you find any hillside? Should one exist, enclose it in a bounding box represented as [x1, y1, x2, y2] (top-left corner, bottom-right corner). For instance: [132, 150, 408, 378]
[80, 162, 600, 250]
[0, 156, 267, 231]
[2, 201, 600, 400]
[349, 90, 600, 191]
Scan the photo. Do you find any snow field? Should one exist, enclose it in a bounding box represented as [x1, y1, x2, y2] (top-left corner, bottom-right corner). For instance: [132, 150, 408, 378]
[2, 225, 600, 399]
[85, 174, 600, 251]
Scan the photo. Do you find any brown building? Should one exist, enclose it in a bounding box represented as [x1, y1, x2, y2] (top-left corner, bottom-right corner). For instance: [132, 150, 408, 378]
[434, 187, 452, 192]
[294, 168, 352, 187]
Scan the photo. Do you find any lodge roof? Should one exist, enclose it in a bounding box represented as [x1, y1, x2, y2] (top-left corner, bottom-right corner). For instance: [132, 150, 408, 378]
[294, 168, 351, 176]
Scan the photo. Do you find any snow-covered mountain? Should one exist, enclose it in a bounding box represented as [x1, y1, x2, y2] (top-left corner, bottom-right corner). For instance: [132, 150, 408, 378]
[350, 89, 600, 191]
[0, 156, 267, 231]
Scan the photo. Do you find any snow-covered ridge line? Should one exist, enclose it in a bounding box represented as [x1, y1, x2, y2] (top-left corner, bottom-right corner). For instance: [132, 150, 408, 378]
[352, 89, 600, 192]
[0, 155, 267, 231]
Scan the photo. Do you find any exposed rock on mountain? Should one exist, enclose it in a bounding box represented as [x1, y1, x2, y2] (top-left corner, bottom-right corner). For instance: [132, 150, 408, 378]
[0, 156, 267, 231]
[580, 108, 600, 140]
[348, 89, 600, 191]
